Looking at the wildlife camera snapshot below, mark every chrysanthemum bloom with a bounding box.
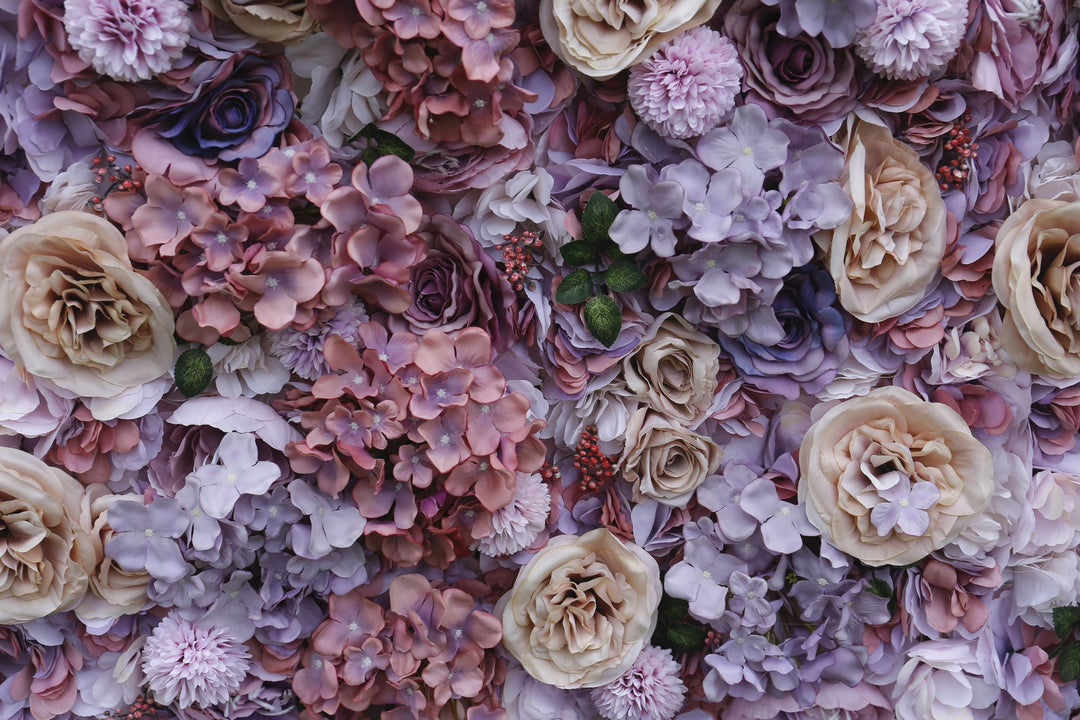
[854,0,966,80]
[142,613,252,709]
[628,27,742,140]
[63,0,190,83]
[590,645,687,720]
[476,472,550,556]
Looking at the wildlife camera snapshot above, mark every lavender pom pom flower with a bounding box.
[628,27,743,140]
[854,0,967,81]
[142,612,252,709]
[63,0,190,83]
[590,645,687,720]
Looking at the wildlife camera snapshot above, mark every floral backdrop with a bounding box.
[0,0,1079,719]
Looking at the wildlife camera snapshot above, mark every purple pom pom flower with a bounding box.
[63,0,190,83]
[628,27,743,140]
[142,612,251,709]
[590,645,687,720]
[854,0,967,80]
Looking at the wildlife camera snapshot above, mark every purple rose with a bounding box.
[724,0,859,123]
[394,215,516,349]
[152,54,295,162]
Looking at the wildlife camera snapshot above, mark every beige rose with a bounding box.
[539,0,722,79]
[819,120,947,323]
[992,198,1080,379]
[202,0,315,43]
[0,211,176,414]
[500,528,661,688]
[0,447,97,623]
[623,312,719,425]
[75,488,150,623]
[798,387,993,567]
[620,409,722,508]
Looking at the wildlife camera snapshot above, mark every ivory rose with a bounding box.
[819,120,946,323]
[992,198,1080,379]
[798,387,994,567]
[620,409,722,508]
[623,312,719,425]
[0,211,176,419]
[201,0,315,43]
[0,447,97,624]
[538,0,722,79]
[500,529,661,688]
[75,488,150,624]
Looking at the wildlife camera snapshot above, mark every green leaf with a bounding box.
[555,268,593,304]
[658,595,690,624]
[584,295,621,348]
[581,192,618,245]
[174,348,214,398]
[1054,606,1080,639]
[868,578,893,598]
[665,622,707,654]
[604,260,648,292]
[560,240,597,267]
[1060,642,1080,682]
[349,123,416,163]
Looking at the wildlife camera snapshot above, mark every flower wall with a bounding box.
[0,0,1079,720]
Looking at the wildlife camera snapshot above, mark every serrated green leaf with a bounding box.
[175,348,214,398]
[584,295,621,348]
[350,123,416,163]
[1054,606,1080,639]
[1060,642,1080,682]
[665,622,707,653]
[581,192,618,245]
[560,240,597,267]
[555,268,593,304]
[604,260,648,292]
[658,595,690,623]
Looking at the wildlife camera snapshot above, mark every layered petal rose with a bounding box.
[499,529,661,688]
[0,211,176,419]
[819,120,946,324]
[797,387,994,567]
[0,447,97,624]
[201,0,316,43]
[538,0,721,79]
[992,198,1080,379]
[620,409,722,508]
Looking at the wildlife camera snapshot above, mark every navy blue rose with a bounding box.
[719,266,849,400]
[156,55,294,162]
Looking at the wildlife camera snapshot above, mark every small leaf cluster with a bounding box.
[652,595,707,654]
[349,123,416,165]
[1054,605,1080,682]
[555,192,647,348]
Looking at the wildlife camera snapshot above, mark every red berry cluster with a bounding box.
[497,230,542,294]
[935,113,978,191]
[89,152,143,214]
[574,425,617,493]
[540,461,562,484]
[99,697,160,720]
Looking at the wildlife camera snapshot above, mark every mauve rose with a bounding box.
[152,54,295,162]
[619,409,723,508]
[724,0,859,123]
[499,529,661,688]
[399,215,516,349]
[798,386,994,567]
[992,198,1080,379]
[201,0,316,43]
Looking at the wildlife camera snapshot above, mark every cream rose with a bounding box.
[500,529,661,688]
[539,0,722,79]
[0,447,97,623]
[992,198,1080,379]
[798,387,993,567]
[620,409,722,508]
[75,488,150,624]
[819,120,946,323]
[623,312,719,425]
[0,211,176,417]
[201,0,315,43]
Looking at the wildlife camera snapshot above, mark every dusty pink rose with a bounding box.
[620,409,722,508]
[798,386,994,567]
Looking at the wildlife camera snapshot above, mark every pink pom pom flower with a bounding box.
[590,645,687,720]
[142,613,251,709]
